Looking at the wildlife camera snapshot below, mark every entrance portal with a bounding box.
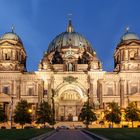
[56,89,86,121]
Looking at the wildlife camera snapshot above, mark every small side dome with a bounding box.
[0,32,22,43]
[121,32,139,41]
[0,26,23,43]
[121,28,139,41]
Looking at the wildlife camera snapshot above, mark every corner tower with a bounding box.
[114,28,140,72]
[0,28,27,72]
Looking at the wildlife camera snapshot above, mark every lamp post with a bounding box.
[10,96,13,129]
[28,108,32,126]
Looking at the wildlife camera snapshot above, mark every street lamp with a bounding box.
[28,108,33,124]
[28,109,32,113]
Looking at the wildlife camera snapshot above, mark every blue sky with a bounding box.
[0,0,140,71]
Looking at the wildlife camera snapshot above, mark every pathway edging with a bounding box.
[82,129,109,140]
[30,130,56,140]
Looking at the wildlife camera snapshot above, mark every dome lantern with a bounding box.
[66,20,74,33]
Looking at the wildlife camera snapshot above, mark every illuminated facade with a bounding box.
[0,21,140,121]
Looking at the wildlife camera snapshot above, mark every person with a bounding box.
[56,126,59,132]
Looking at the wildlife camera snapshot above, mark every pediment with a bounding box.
[0,41,15,46]
[129,42,140,46]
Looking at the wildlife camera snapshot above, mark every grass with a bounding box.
[0,128,53,140]
[88,128,140,140]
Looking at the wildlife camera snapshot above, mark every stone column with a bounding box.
[120,80,125,108]
[0,50,2,60]
[16,81,21,99]
[55,103,59,121]
[114,81,116,95]
[64,105,66,119]
[97,79,103,109]
[128,49,130,60]
[124,49,128,61]
[38,81,43,103]
[35,82,38,96]
[114,81,119,96]
[138,80,140,93]
[75,105,78,116]
[47,79,52,105]
[11,80,14,96]
[89,78,94,104]
[138,48,140,57]
[11,81,14,96]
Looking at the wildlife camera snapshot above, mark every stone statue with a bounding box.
[68,63,73,71]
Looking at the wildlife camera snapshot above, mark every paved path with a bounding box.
[45,129,94,140]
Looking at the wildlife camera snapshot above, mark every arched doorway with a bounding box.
[54,84,87,121]
[58,90,82,121]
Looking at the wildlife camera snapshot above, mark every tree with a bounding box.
[14,100,32,129]
[36,101,55,127]
[0,104,7,123]
[125,102,140,128]
[79,102,97,128]
[104,102,121,128]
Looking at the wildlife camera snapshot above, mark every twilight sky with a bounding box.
[0,0,140,72]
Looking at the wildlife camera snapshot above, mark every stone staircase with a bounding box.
[55,121,84,128]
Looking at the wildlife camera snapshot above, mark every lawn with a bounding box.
[89,128,140,140]
[0,128,53,140]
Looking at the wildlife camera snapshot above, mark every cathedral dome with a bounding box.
[47,20,93,53]
[39,20,102,71]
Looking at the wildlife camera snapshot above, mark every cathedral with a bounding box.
[0,20,140,122]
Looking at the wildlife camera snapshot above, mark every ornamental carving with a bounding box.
[63,76,78,83]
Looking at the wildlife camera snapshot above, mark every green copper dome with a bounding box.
[121,32,139,41]
[47,20,93,53]
[0,32,22,43]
